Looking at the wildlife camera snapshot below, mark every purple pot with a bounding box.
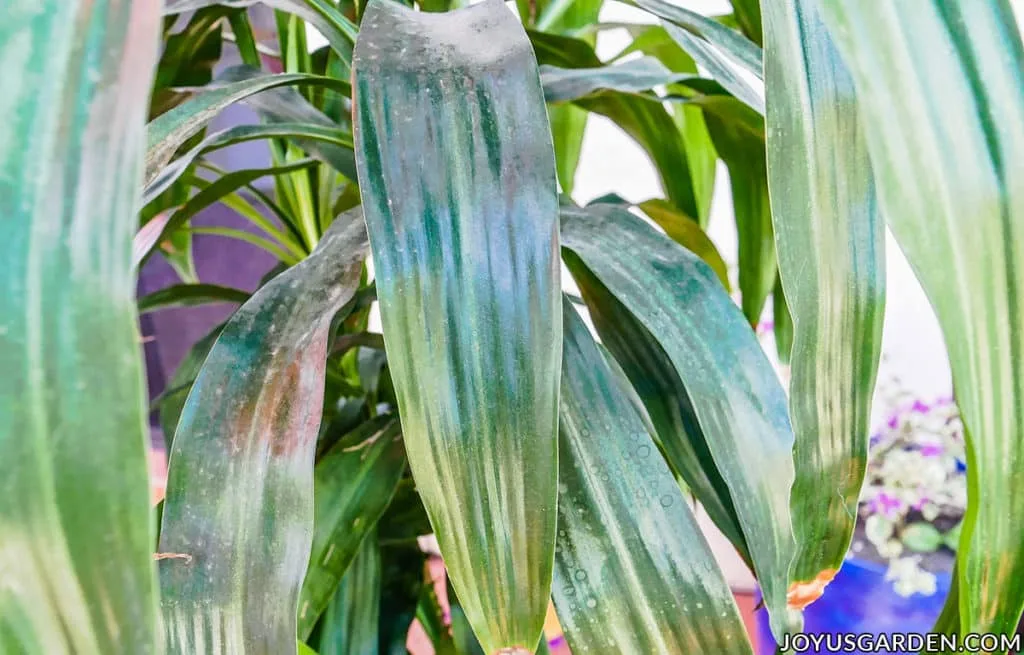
[756,558,951,654]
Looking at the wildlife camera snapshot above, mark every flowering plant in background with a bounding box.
[853,379,967,597]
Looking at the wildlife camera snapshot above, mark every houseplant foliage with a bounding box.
[2,1,1023,655]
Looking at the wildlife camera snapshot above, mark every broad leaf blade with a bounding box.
[353,2,561,652]
[158,214,369,653]
[554,299,753,654]
[763,0,885,605]
[316,531,382,655]
[821,0,1024,637]
[564,258,749,565]
[561,203,800,639]
[0,2,161,652]
[298,416,406,638]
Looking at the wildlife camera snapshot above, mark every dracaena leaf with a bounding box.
[540,58,698,103]
[353,2,561,651]
[0,1,162,652]
[560,202,801,639]
[763,0,885,606]
[316,531,382,655]
[553,299,753,654]
[821,0,1024,637]
[144,71,349,185]
[632,0,765,113]
[137,283,250,313]
[157,213,369,653]
[298,416,406,638]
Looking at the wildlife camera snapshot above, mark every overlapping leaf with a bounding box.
[560,202,800,639]
[821,0,1024,638]
[763,0,885,606]
[298,416,406,638]
[316,532,382,655]
[0,1,161,652]
[353,2,561,652]
[553,299,753,653]
[157,213,369,654]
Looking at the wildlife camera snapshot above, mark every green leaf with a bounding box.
[142,158,317,265]
[354,2,561,653]
[901,523,943,554]
[548,104,588,194]
[137,283,250,313]
[762,0,885,599]
[632,0,764,113]
[560,203,800,639]
[729,0,763,46]
[298,416,406,638]
[540,58,697,103]
[163,0,357,68]
[772,276,793,364]
[0,2,160,652]
[158,323,225,449]
[145,71,350,185]
[564,252,749,566]
[298,641,320,655]
[637,198,730,290]
[553,299,753,653]
[821,0,1024,636]
[144,122,354,207]
[702,101,775,325]
[157,213,369,653]
[317,531,382,655]
[151,6,231,117]
[530,31,699,218]
[377,543,426,655]
[618,26,718,223]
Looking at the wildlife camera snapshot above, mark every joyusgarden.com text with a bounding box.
[779,632,1021,653]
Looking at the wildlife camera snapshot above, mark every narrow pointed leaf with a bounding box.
[317,531,382,655]
[0,2,161,652]
[729,0,763,45]
[138,283,250,313]
[763,0,885,606]
[702,103,775,325]
[144,122,353,207]
[632,0,765,113]
[821,0,1024,637]
[157,213,369,654]
[553,300,753,654]
[540,58,697,103]
[560,203,800,639]
[145,71,349,185]
[353,2,561,652]
[298,416,406,638]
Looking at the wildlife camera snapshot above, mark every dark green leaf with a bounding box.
[354,2,561,652]
[561,203,800,638]
[158,213,369,653]
[763,0,885,601]
[0,2,161,652]
[298,416,406,638]
[158,324,225,449]
[638,198,730,290]
[730,0,763,45]
[772,276,793,364]
[553,299,753,653]
[138,283,250,313]
[822,0,1024,636]
[317,531,382,655]
[377,543,426,655]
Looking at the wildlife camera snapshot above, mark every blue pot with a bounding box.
[756,558,951,655]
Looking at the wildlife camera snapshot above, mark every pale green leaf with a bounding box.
[821,0,1024,636]
[0,2,161,652]
[353,2,561,652]
[763,0,885,599]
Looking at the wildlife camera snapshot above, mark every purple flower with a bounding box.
[918,443,944,457]
[868,492,904,518]
[887,414,900,429]
[911,400,931,414]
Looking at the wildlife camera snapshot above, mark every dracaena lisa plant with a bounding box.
[1,0,1022,654]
